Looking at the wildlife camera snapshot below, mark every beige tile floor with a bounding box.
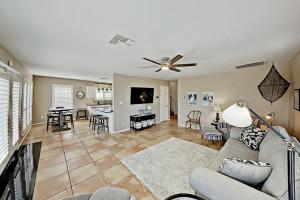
[23,120,224,200]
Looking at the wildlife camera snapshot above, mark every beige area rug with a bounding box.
[121,137,218,200]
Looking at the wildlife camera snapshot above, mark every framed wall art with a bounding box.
[187,92,197,105]
[202,92,214,106]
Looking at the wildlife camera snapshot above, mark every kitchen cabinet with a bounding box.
[86,86,96,99]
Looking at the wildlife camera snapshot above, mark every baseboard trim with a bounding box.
[113,128,130,134]
[178,123,199,130]
[32,122,47,126]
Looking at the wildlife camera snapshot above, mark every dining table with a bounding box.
[48,107,74,132]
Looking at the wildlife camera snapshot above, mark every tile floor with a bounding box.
[23,120,224,200]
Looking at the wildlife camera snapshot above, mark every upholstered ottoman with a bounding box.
[201,127,223,141]
[62,187,135,200]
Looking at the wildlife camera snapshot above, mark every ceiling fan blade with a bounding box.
[170,68,181,72]
[235,61,267,69]
[170,54,183,65]
[172,63,197,67]
[155,68,162,72]
[137,66,157,68]
[142,58,161,65]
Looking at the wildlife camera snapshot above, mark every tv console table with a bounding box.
[130,113,156,131]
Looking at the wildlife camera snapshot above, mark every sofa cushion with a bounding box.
[208,139,259,171]
[259,129,300,200]
[229,127,243,140]
[218,139,259,161]
[218,157,272,187]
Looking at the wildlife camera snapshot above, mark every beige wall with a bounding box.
[113,73,169,132]
[32,75,106,124]
[0,44,32,82]
[290,51,300,139]
[178,62,292,131]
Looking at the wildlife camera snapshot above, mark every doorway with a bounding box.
[169,81,178,120]
[160,85,170,122]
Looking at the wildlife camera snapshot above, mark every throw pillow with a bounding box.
[240,127,268,150]
[218,157,272,187]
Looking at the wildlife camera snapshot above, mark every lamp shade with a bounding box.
[214,105,222,112]
[222,103,252,127]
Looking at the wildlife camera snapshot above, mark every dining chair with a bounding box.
[185,110,202,131]
[63,111,74,130]
[47,112,60,131]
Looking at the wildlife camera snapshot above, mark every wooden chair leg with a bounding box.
[71,116,74,129]
[47,117,50,131]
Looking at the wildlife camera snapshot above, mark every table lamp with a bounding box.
[213,105,222,122]
[222,100,300,200]
[266,112,275,126]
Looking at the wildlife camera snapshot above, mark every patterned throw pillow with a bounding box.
[240,127,268,150]
[218,157,272,187]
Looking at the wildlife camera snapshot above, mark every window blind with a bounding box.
[0,78,9,164]
[23,82,27,130]
[12,81,20,145]
[23,82,32,132]
[29,84,32,123]
[52,84,73,108]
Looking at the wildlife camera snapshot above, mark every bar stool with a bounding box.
[47,112,60,131]
[63,111,74,130]
[95,116,109,135]
[89,114,102,131]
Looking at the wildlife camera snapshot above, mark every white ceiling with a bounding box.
[0,0,300,81]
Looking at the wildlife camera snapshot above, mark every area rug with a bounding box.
[121,137,218,200]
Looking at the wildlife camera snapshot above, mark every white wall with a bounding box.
[178,62,292,131]
[113,73,169,132]
[290,50,300,139]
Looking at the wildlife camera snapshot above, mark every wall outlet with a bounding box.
[41,115,44,119]
[122,121,125,126]
[119,101,123,105]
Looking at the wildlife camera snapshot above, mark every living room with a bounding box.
[0,1,300,200]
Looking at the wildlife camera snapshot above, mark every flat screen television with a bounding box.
[130,87,154,104]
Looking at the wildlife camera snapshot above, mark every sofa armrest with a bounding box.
[189,166,276,200]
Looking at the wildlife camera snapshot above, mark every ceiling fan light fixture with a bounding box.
[162,66,169,70]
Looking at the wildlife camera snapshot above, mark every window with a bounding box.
[95,89,112,101]
[52,84,73,108]
[95,89,104,100]
[0,64,28,173]
[105,90,112,100]
[0,78,9,164]
[23,82,32,131]
[12,81,20,145]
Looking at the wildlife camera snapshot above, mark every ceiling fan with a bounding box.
[138,54,197,72]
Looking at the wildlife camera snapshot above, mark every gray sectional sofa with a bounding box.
[190,126,300,200]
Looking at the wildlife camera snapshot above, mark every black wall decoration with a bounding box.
[258,64,290,104]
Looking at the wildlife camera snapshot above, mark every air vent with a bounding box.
[109,34,135,47]
[235,61,267,69]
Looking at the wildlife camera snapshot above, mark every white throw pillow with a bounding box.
[218,157,272,187]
